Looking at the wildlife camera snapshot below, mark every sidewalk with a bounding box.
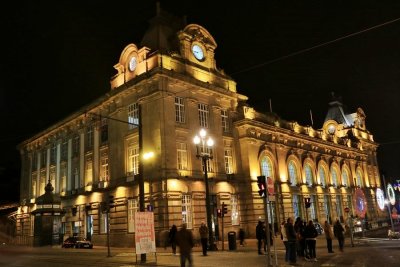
[110,236,344,267]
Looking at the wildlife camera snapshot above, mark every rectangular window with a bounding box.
[100,118,108,143]
[128,144,139,175]
[86,125,94,150]
[128,103,139,129]
[231,195,239,226]
[182,195,193,229]
[127,199,139,233]
[201,155,214,173]
[99,211,107,234]
[224,148,233,174]
[198,103,209,128]
[100,153,109,182]
[221,109,229,132]
[175,97,185,123]
[177,142,188,170]
[85,160,93,186]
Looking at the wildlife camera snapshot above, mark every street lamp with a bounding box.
[193,129,216,251]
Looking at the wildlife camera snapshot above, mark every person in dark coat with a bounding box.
[199,222,209,256]
[323,221,334,253]
[256,221,265,255]
[169,224,177,254]
[239,228,245,246]
[176,223,194,267]
[303,220,318,261]
[285,217,297,265]
[333,219,345,252]
[294,217,305,257]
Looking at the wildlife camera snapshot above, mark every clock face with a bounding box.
[192,44,204,61]
[327,124,336,134]
[129,56,137,71]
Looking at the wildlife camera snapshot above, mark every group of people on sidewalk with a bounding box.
[164,217,347,267]
[280,217,347,266]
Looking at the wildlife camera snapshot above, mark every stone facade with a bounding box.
[15,10,385,247]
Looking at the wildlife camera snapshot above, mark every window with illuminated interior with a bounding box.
[261,156,274,178]
[177,142,188,170]
[128,143,139,175]
[341,167,349,186]
[182,195,193,229]
[128,103,139,129]
[175,97,185,123]
[231,195,239,225]
[331,167,338,186]
[288,160,298,186]
[319,165,327,187]
[198,103,209,128]
[304,164,313,186]
[127,198,139,233]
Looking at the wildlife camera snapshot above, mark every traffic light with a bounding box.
[217,208,222,217]
[108,195,115,208]
[304,197,311,208]
[257,176,266,198]
[222,202,228,215]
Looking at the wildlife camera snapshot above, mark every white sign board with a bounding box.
[134,212,156,254]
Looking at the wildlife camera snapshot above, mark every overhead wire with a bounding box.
[231,16,400,76]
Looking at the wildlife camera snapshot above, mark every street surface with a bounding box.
[1,229,400,267]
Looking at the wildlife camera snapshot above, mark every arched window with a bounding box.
[288,160,298,186]
[319,165,327,187]
[260,156,274,178]
[331,167,338,186]
[304,164,313,186]
[356,168,363,187]
[341,167,349,186]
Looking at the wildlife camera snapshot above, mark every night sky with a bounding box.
[1,0,400,202]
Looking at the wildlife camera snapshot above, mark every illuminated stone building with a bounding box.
[15,9,386,246]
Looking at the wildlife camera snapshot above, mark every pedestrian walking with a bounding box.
[294,217,305,258]
[239,228,245,246]
[176,223,194,267]
[280,221,289,262]
[285,217,297,265]
[169,224,177,254]
[304,220,318,262]
[323,221,334,253]
[333,219,345,252]
[199,222,209,256]
[256,221,265,255]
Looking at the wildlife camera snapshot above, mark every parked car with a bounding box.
[314,222,324,235]
[62,236,93,249]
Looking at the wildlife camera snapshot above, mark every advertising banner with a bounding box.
[134,212,156,254]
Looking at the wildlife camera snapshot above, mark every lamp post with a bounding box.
[138,105,146,263]
[193,129,215,251]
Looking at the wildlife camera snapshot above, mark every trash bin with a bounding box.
[228,231,237,250]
